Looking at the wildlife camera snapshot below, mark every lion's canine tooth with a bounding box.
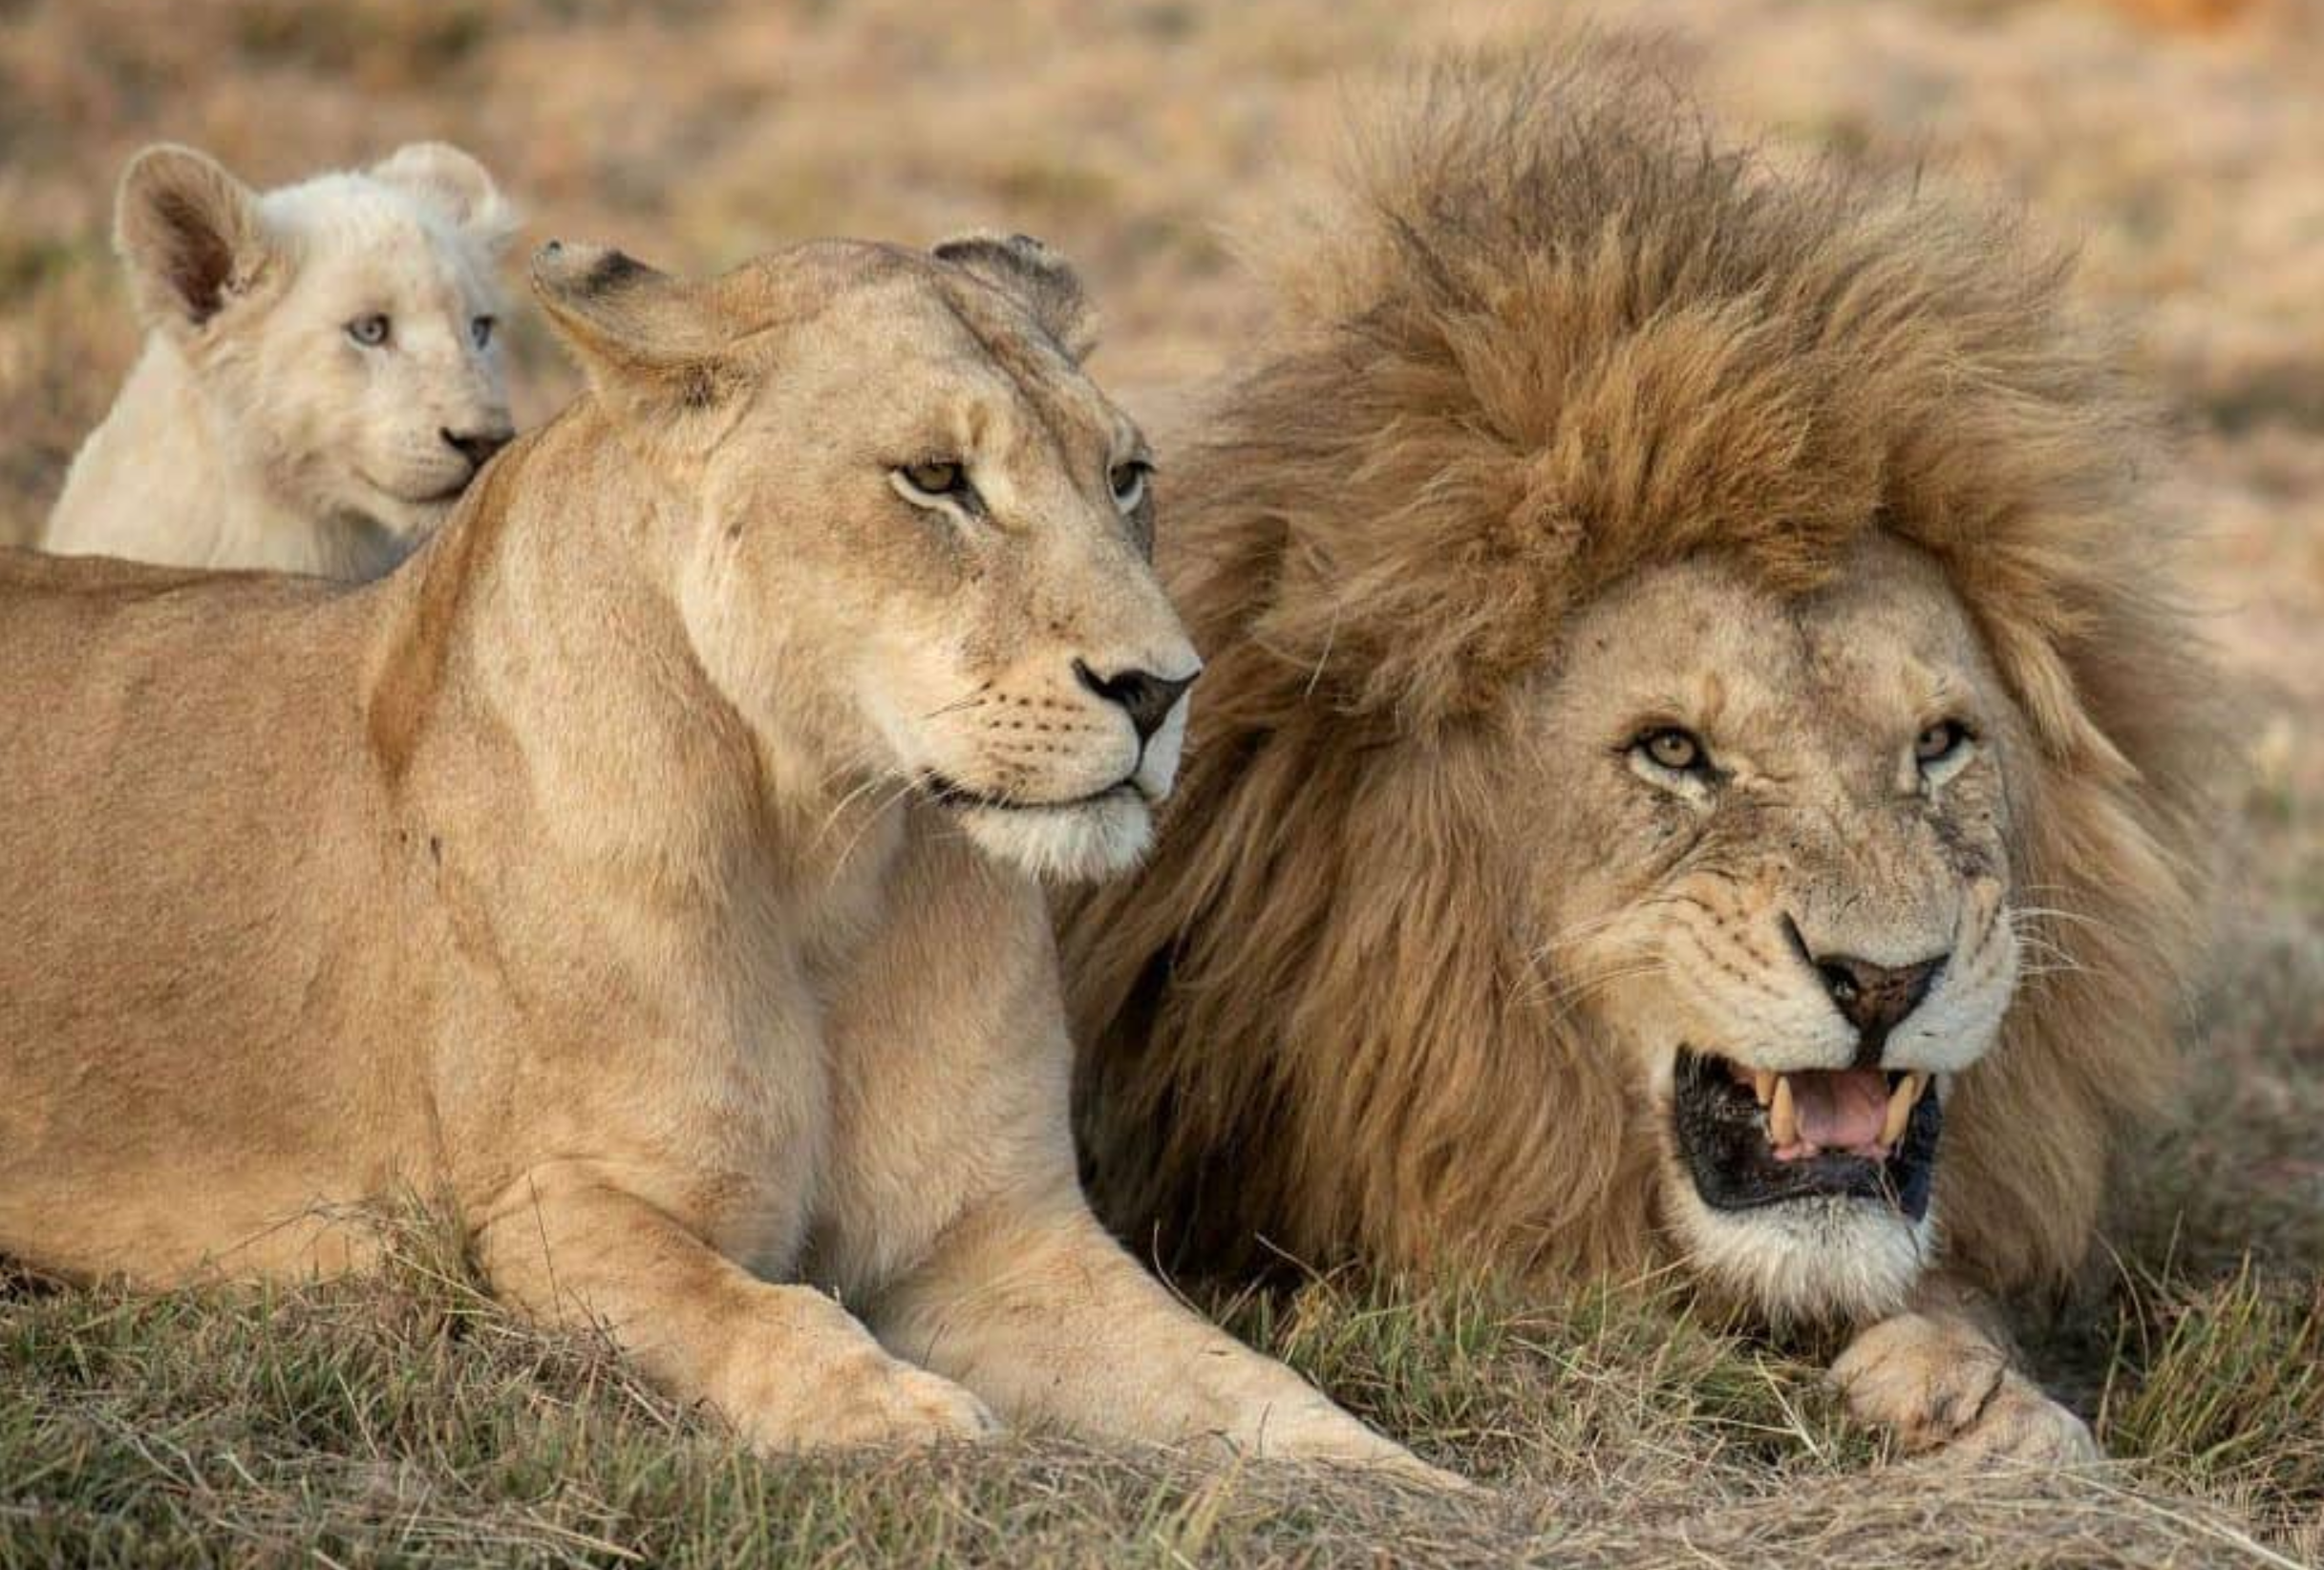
[1769,1074,1797,1149]
[1752,1069,1776,1107]
[1880,1071,1926,1150]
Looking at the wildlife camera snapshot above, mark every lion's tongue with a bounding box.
[1789,1069,1889,1150]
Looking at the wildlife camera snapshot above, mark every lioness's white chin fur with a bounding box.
[955,795,1154,883]
[1667,1180,1936,1328]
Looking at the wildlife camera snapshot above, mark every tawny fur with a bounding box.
[0,233,1441,1482]
[1064,48,2213,1456]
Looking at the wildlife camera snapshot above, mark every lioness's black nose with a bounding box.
[1813,949,1946,1061]
[442,426,513,471]
[1075,659,1197,743]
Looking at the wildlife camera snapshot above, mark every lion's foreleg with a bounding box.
[475,1164,996,1453]
[1829,1274,2097,1464]
[863,1178,1464,1487]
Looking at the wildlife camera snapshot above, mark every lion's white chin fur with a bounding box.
[1665,1174,1937,1329]
[953,793,1155,884]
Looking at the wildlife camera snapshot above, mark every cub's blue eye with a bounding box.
[1110,458,1151,511]
[346,314,392,348]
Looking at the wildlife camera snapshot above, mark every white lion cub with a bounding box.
[42,142,517,580]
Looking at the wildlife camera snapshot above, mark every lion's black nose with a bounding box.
[1075,659,1197,744]
[1812,949,1947,1063]
[442,426,514,472]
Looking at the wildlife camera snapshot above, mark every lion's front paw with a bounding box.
[735,1348,1000,1454]
[1831,1312,2097,1466]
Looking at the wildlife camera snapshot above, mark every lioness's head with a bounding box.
[532,233,1196,881]
[1067,50,2213,1333]
[117,141,516,556]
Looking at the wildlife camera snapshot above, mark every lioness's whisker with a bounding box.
[810,769,903,849]
[917,691,991,723]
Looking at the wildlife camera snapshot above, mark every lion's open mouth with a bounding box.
[1672,1050,1941,1219]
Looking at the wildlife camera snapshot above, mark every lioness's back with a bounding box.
[0,544,385,871]
[0,547,416,1276]
[0,548,358,762]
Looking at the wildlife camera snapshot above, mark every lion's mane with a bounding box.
[1065,45,2214,1300]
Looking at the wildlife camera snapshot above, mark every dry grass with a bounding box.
[4,1215,2314,1567]
[2,0,2320,1562]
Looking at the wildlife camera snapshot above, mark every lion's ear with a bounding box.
[372,141,517,252]
[531,240,738,421]
[933,230,1098,362]
[115,144,280,333]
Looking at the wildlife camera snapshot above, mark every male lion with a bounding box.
[0,230,1440,1479]
[1066,54,2213,1462]
[41,141,515,579]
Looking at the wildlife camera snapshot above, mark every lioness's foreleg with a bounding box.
[1830,1277,2096,1463]
[864,1177,1463,1487]
[477,1166,996,1453]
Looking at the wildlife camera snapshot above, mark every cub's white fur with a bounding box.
[42,142,516,580]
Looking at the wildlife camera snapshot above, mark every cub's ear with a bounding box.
[932,230,1098,362]
[115,144,279,332]
[531,240,737,420]
[371,141,517,251]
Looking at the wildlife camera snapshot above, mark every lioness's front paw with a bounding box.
[1831,1312,2097,1466]
[1218,1395,1475,1492]
[736,1349,1000,1454]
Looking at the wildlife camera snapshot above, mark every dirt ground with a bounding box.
[1,0,2319,1563]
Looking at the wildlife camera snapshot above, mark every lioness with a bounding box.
[1066,53,2214,1464]
[0,231,1439,1477]
[41,141,515,579]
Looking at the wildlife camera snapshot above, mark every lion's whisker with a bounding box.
[1514,959,1668,1020]
[1525,909,1639,963]
[2009,904,2127,942]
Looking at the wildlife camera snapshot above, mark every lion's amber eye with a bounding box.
[901,460,965,496]
[1914,719,1971,766]
[1637,727,1707,773]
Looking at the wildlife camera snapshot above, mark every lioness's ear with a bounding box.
[372,141,517,251]
[932,230,1098,362]
[531,240,736,418]
[115,144,278,332]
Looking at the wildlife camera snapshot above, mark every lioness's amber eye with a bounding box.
[1914,720,1970,765]
[346,313,392,349]
[1637,727,1706,773]
[902,460,965,496]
